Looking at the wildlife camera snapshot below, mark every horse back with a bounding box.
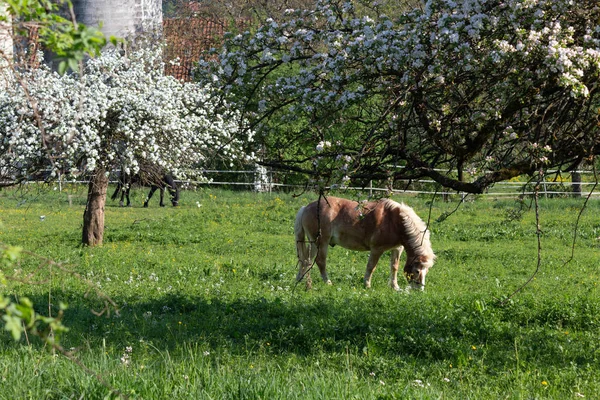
[301,197,402,252]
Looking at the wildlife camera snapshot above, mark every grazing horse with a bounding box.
[295,196,435,290]
[111,170,179,207]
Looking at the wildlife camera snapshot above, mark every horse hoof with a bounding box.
[143,204,149,208]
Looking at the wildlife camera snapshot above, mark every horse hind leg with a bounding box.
[295,206,315,289]
[159,187,166,207]
[111,183,127,207]
[295,236,316,288]
[314,241,332,285]
[125,188,131,207]
[119,186,130,207]
[296,241,316,290]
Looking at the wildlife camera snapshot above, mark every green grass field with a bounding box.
[0,185,599,399]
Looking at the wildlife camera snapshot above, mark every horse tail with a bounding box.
[294,206,310,267]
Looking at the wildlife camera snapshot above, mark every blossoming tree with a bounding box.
[0,47,252,245]
[198,0,600,193]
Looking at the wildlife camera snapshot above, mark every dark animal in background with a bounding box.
[111,169,179,207]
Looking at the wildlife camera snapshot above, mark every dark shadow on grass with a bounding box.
[11,290,599,373]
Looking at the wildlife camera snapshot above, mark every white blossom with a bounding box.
[0,47,253,181]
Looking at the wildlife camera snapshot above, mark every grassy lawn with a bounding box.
[0,185,599,399]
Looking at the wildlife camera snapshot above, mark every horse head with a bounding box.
[403,254,436,290]
[170,190,179,206]
[165,174,179,206]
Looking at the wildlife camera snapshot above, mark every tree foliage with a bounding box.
[164,0,321,20]
[1,0,110,74]
[0,46,253,245]
[199,0,600,193]
[163,0,422,22]
[1,47,250,179]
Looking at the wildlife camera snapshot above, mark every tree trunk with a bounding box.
[572,169,582,198]
[82,169,108,246]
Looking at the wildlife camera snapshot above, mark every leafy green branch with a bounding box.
[2,0,115,74]
[0,244,69,342]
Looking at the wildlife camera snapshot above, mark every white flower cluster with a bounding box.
[0,47,253,180]
[529,142,553,165]
[204,0,598,112]
[196,0,599,189]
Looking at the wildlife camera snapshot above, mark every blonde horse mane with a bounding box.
[383,199,436,267]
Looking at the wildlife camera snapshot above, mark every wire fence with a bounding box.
[145,169,600,199]
[5,168,600,199]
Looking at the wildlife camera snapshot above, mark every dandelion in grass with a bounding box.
[541,381,548,386]
[576,393,585,398]
[203,351,210,356]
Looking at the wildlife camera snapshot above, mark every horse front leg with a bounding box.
[389,246,404,291]
[364,250,383,289]
[144,186,158,208]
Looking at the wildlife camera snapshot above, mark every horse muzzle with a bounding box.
[406,270,426,291]
[409,279,425,291]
